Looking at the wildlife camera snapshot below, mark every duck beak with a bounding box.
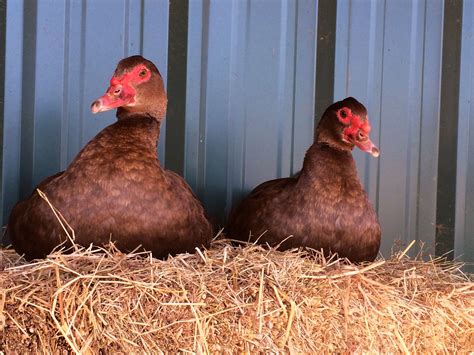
[355,138,380,158]
[91,85,135,114]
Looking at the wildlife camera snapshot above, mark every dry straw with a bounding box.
[1,189,473,352]
[0,238,473,353]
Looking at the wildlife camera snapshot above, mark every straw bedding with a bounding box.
[0,240,473,353]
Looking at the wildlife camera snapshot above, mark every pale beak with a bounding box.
[91,85,135,114]
[355,138,380,158]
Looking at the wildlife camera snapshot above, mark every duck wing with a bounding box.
[226,176,296,242]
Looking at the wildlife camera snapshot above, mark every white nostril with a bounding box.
[371,147,380,158]
[91,100,102,114]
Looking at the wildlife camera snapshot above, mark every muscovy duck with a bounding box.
[8,55,212,260]
[226,97,381,262]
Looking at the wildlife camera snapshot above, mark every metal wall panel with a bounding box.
[334,0,443,257]
[185,0,318,224]
[2,0,169,224]
[1,0,473,265]
[455,0,474,271]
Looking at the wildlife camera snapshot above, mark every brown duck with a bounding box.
[226,97,381,262]
[8,55,212,260]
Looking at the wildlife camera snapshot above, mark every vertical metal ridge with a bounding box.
[275,1,289,178]
[61,0,71,168]
[165,0,189,175]
[292,0,317,175]
[2,1,25,227]
[225,0,239,216]
[78,0,86,150]
[454,0,474,270]
[415,1,429,246]
[414,0,443,253]
[314,0,337,131]
[436,0,463,259]
[0,0,6,221]
[289,0,299,175]
[197,0,210,197]
[344,0,352,96]
[375,0,387,215]
[226,0,247,214]
[404,1,422,241]
[19,0,38,198]
[123,0,130,57]
[333,0,349,99]
[139,0,144,54]
[240,0,252,194]
[364,0,377,191]
[65,0,78,164]
[184,0,203,190]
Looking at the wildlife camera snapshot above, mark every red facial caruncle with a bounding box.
[336,107,380,157]
[91,64,151,114]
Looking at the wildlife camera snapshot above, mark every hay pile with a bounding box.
[0,241,473,353]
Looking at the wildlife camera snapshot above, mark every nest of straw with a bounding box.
[0,240,473,353]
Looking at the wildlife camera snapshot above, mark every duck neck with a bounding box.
[117,107,165,121]
[110,113,162,157]
[299,143,358,184]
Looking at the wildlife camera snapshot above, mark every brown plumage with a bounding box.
[8,55,212,260]
[226,97,381,263]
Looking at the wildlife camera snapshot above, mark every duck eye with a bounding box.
[340,109,347,118]
[114,87,121,94]
[139,69,147,77]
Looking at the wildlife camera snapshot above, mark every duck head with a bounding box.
[91,55,167,120]
[315,97,379,157]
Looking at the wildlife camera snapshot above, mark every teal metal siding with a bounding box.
[456,0,474,271]
[1,0,473,267]
[184,0,318,223]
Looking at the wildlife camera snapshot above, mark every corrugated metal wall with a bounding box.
[184,0,318,224]
[1,0,472,267]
